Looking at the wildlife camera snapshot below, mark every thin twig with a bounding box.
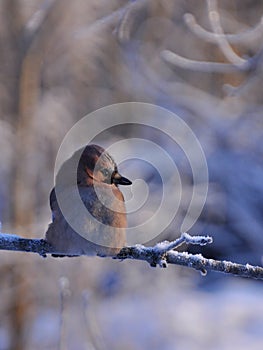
[184,13,263,44]
[116,0,149,43]
[207,0,246,66]
[161,50,245,73]
[74,0,145,40]
[153,232,212,255]
[163,1,263,75]
[23,0,57,51]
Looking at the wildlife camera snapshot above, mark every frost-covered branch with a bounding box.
[116,0,149,43]
[0,232,262,280]
[161,50,244,73]
[118,244,263,280]
[74,0,148,42]
[116,234,263,280]
[206,0,247,66]
[162,0,263,75]
[23,0,58,51]
[183,13,263,44]
[0,233,53,257]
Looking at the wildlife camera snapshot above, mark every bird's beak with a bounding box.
[112,172,132,186]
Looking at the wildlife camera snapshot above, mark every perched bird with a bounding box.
[45,144,132,257]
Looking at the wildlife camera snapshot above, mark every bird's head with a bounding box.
[55,144,132,189]
[77,144,132,187]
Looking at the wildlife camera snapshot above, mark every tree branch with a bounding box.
[22,0,58,54]
[206,0,246,66]
[160,50,246,73]
[162,0,263,76]
[0,232,262,280]
[117,245,263,280]
[0,233,53,257]
[183,12,263,45]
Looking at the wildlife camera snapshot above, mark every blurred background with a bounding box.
[1,0,263,349]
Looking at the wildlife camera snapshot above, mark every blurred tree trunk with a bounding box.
[11,38,42,350]
[1,1,29,348]
[0,1,53,348]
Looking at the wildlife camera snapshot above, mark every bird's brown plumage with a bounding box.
[45,144,132,257]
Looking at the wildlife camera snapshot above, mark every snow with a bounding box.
[0,233,21,241]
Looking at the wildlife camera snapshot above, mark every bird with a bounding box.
[45,144,132,257]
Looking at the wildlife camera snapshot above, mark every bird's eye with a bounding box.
[101,169,110,177]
